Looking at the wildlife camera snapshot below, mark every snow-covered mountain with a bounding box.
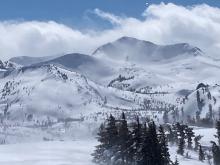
[93,36,202,63]
[0,62,149,123]
[0,64,101,121]
[1,36,220,143]
[9,55,61,66]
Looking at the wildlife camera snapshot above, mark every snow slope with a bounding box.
[9,55,61,66]
[0,64,103,121]
[0,140,97,165]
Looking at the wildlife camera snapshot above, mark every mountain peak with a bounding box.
[93,37,202,63]
[117,36,142,42]
[116,36,155,45]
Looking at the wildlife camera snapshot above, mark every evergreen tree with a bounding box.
[104,96,107,105]
[209,104,213,120]
[105,114,119,163]
[199,145,205,161]
[117,112,131,165]
[158,125,170,165]
[181,107,184,119]
[194,135,202,151]
[207,91,212,100]
[167,125,175,145]
[138,123,151,165]
[92,123,107,164]
[185,126,195,149]
[177,138,185,156]
[211,141,220,165]
[215,120,220,145]
[196,111,201,123]
[173,157,179,165]
[93,115,172,165]
[163,111,169,123]
[129,116,142,164]
[176,123,185,155]
[173,123,180,145]
[148,121,163,165]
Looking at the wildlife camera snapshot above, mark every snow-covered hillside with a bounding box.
[0,36,219,143]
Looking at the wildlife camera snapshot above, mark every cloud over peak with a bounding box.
[0,3,220,60]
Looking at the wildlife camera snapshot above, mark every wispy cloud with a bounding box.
[93,8,123,25]
[0,3,220,60]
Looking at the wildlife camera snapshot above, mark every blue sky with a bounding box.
[0,0,219,28]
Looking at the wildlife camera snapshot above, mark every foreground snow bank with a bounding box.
[0,140,97,165]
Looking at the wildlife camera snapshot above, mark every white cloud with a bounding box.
[0,3,220,60]
[93,8,123,25]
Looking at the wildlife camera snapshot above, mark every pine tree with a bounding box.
[177,138,185,156]
[104,96,107,105]
[199,145,205,161]
[167,125,175,145]
[129,116,143,164]
[209,104,213,120]
[185,126,195,149]
[196,111,201,123]
[138,122,151,165]
[176,123,185,155]
[92,123,107,164]
[117,112,131,165]
[158,125,170,165]
[172,124,179,144]
[105,114,119,163]
[215,120,220,145]
[93,115,172,165]
[163,111,169,123]
[173,157,179,165]
[148,121,163,165]
[211,141,220,165]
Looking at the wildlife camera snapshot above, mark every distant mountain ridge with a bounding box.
[92,36,202,63]
[9,36,203,66]
[9,55,62,66]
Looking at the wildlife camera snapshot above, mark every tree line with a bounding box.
[92,113,220,165]
[92,113,172,165]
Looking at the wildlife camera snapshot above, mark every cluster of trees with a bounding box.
[165,123,206,161]
[92,110,220,165]
[92,113,174,165]
[108,75,134,88]
[92,113,219,165]
[92,113,172,165]
[166,120,220,165]
[164,104,216,128]
[166,123,196,151]
[143,99,176,113]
